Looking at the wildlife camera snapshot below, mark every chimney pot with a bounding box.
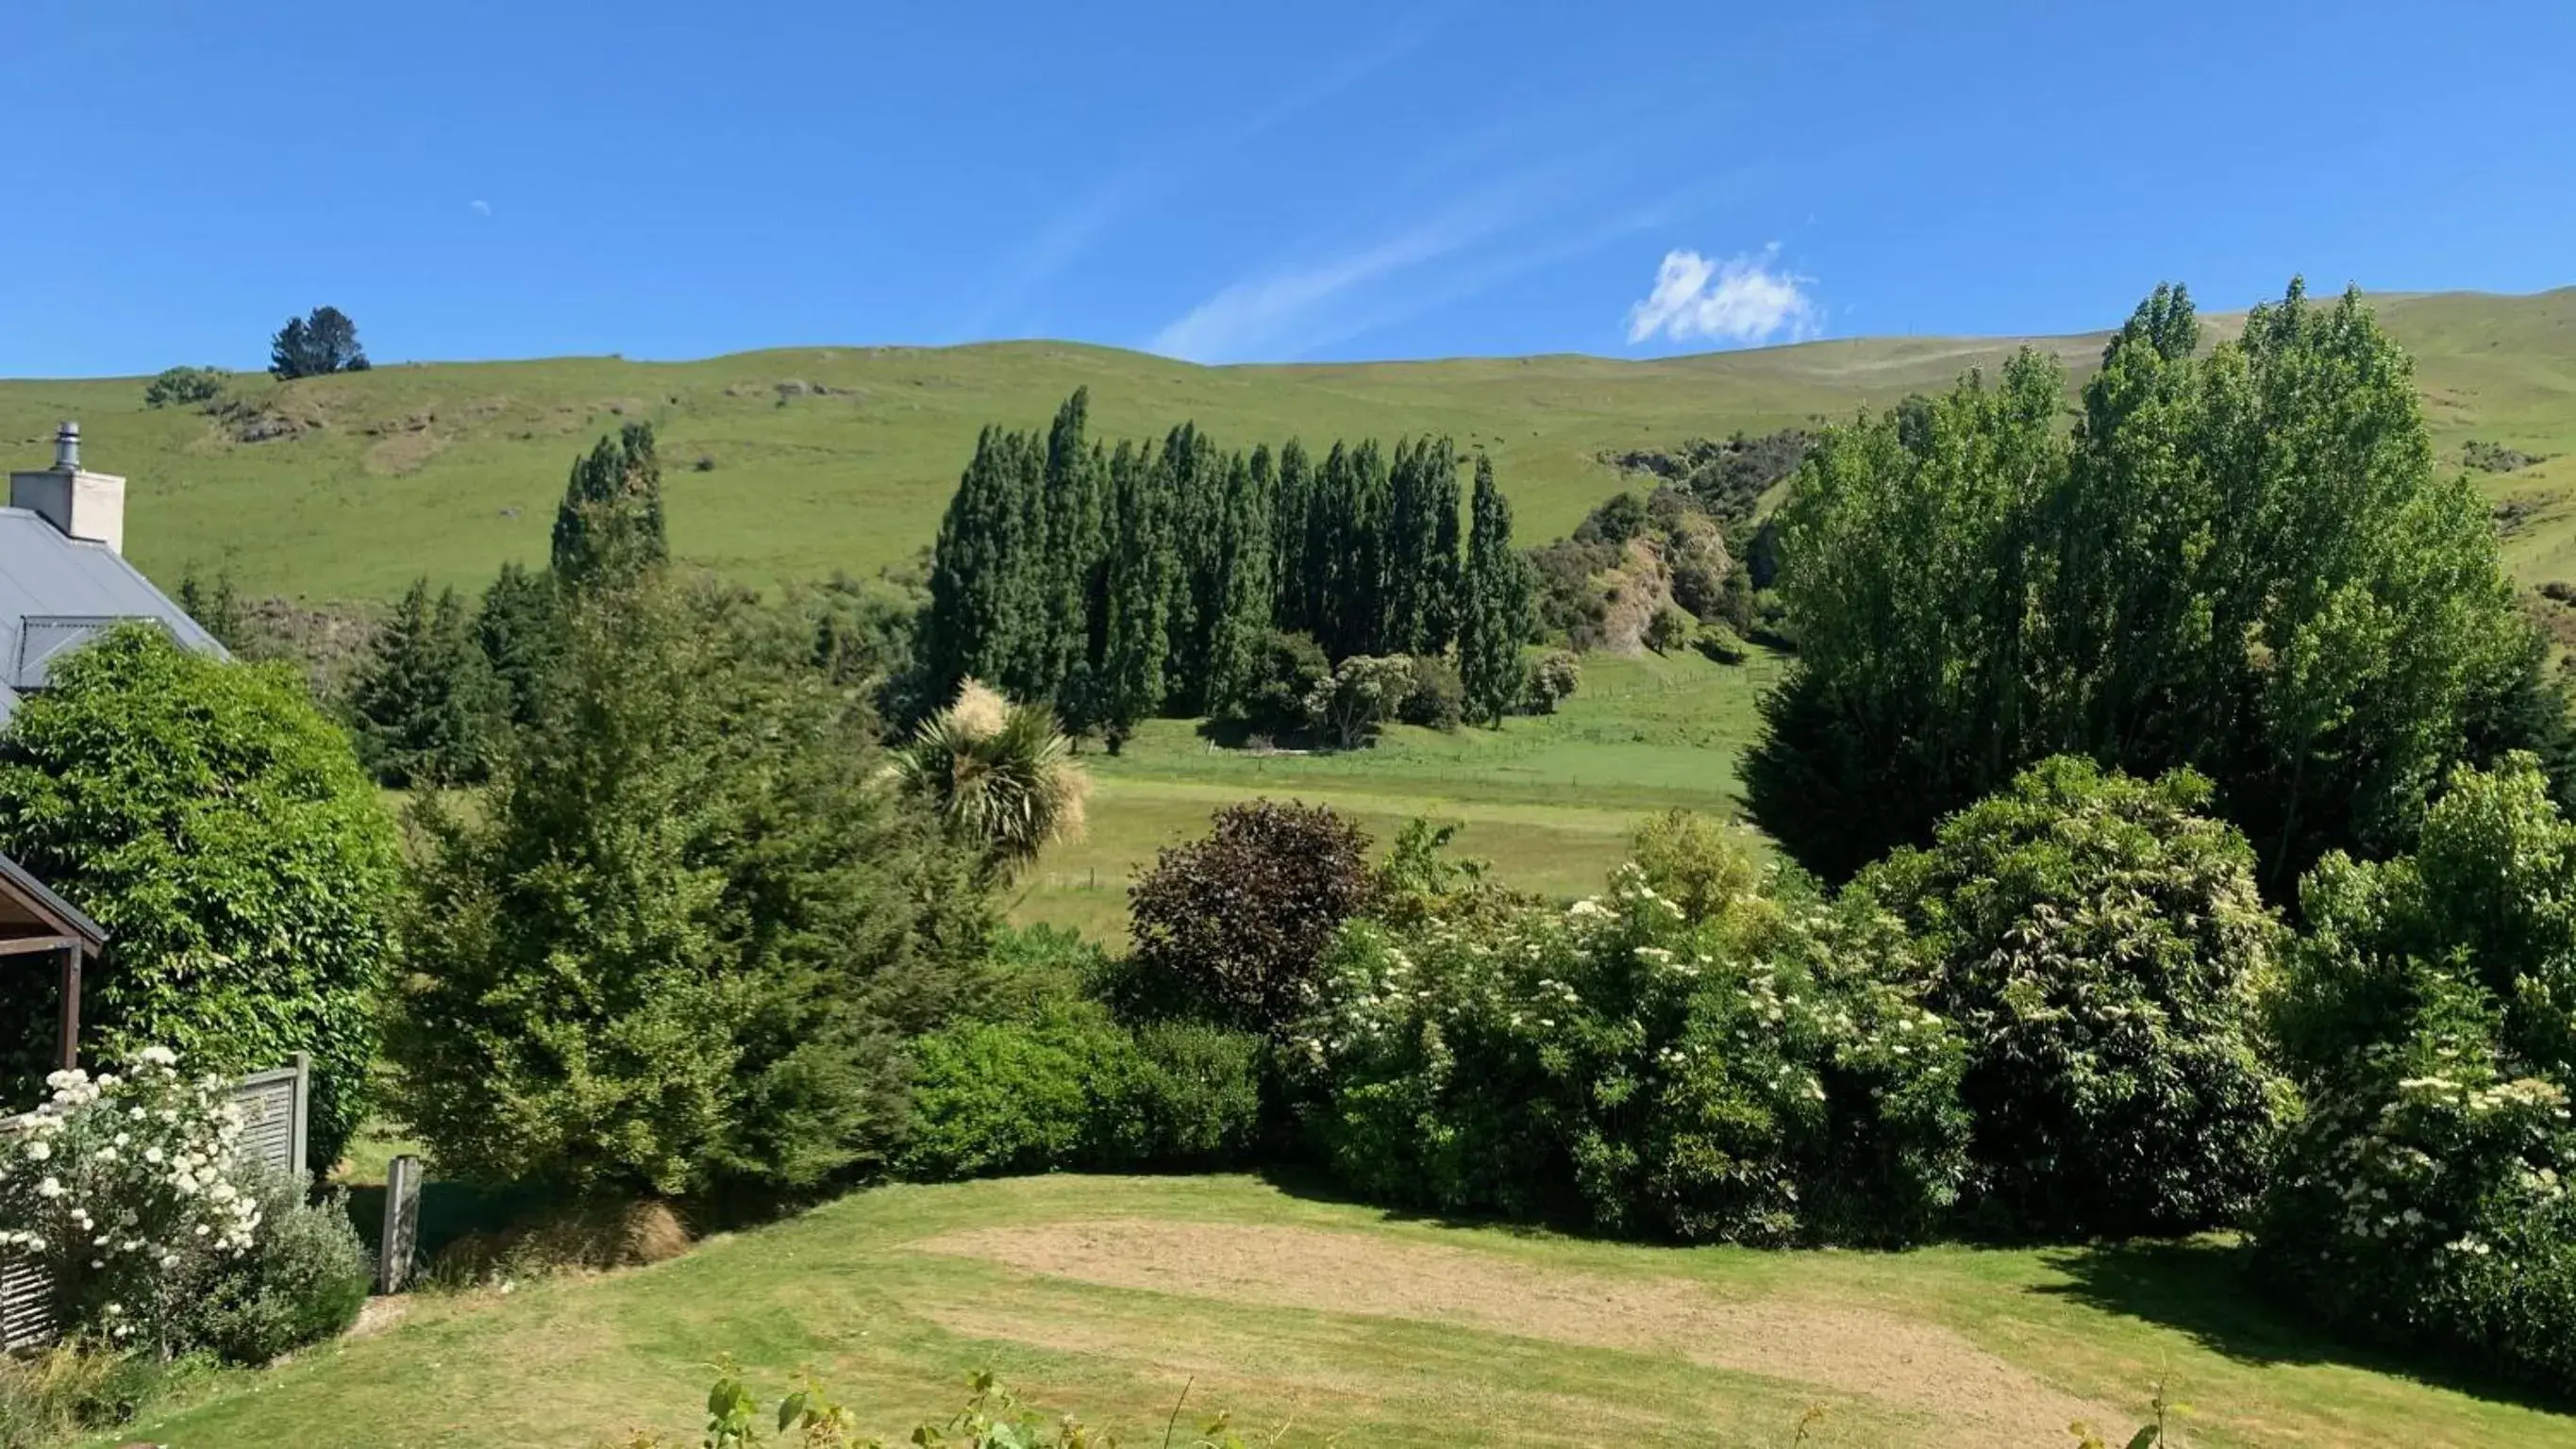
[53,422,78,472]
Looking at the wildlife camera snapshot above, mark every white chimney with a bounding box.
[11,422,125,555]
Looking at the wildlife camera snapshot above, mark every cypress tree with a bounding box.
[1459,455,1531,726]
[550,423,667,591]
[1204,447,1276,719]
[1096,441,1171,753]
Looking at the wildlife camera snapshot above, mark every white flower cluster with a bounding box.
[0,1044,266,1342]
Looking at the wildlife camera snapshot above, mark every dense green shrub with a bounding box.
[1522,649,1581,713]
[1299,855,1969,1245]
[178,1161,371,1365]
[0,625,399,1169]
[1854,758,2288,1238]
[142,364,226,408]
[1642,605,1694,654]
[2259,758,2576,1392]
[1123,800,1375,1034]
[1690,623,1750,665]
[1302,654,1413,749]
[390,577,991,1202]
[900,1005,1262,1179]
[1229,628,1331,737]
[1397,655,1464,730]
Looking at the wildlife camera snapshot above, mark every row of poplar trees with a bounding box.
[920,390,1531,743]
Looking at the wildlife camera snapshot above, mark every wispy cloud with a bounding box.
[954,8,1456,341]
[468,199,492,217]
[1148,209,1501,362]
[1625,244,1819,347]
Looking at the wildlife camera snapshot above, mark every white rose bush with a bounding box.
[0,1045,259,1352]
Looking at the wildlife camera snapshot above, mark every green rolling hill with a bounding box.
[5,286,2570,605]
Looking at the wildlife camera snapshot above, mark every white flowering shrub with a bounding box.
[0,1046,259,1350]
[2262,758,2576,1392]
[1296,861,1970,1245]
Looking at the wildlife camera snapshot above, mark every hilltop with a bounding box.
[5,286,2571,604]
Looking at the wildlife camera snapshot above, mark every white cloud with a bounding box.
[469,199,492,217]
[1624,244,1818,347]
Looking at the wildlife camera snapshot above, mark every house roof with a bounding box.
[0,507,226,726]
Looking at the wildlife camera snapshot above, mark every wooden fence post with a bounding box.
[377,1154,423,1294]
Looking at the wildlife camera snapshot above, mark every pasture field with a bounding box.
[108,1174,2575,1449]
[1013,647,1782,939]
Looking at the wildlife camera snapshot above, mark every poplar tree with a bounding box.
[551,423,668,592]
[1096,441,1170,752]
[1459,455,1530,725]
[1039,389,1106,717]
[923,426,1036,703]
[1204,447,1276,719]
[1271,439,1313,636]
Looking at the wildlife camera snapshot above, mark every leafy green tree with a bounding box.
[1854,757,2288,1238]
[1302,654,1414,750]
[551,423,668,592]
[267,307,369,379]
[348,576,499,788]
[1270,439,1314,635]
[1749,281,2529,891]
[0,625,399,1171]
[1095,441,1170,752]
[1037,391,1107,719]
[1458,456,1531,724]
[1383,438,1462,655]
[389,578,990,1200]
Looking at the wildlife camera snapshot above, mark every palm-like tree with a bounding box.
[889,680,1088,879]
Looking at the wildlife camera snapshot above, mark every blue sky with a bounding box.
[7,0,2572,375]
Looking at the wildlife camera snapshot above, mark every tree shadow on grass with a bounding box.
[2032,1239,2576,1418]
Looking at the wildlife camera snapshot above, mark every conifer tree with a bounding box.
[1096,441,1170,752]
[350,576,498,786]
[1459,455,1531,726]
[550,423,667,592]
[477,561,562,729]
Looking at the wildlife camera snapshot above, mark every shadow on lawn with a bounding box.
[2033,1239,2576,1418]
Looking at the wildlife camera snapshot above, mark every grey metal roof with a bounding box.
[0,507,226,726]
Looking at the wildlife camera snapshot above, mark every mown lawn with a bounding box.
[1015,648,1780,941]
[111,1174,2575,1449]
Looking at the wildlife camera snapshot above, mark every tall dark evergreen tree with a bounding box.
[1271,439,1314,635]
[922,426,1034,704]
[1096,441,1171,752]
[268,306,371,379]
[1382,437,1464,655]
[477,561,563,729]
[1459,455,1531,726]
[1157,424,1226,711]
[1204,448,1276,719]
[1038,390,1107,718]
[350,577,497,787]
[551,423,668,592]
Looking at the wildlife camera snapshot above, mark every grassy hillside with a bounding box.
[7,287,2570,604]
[109,1174,2576,1448]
